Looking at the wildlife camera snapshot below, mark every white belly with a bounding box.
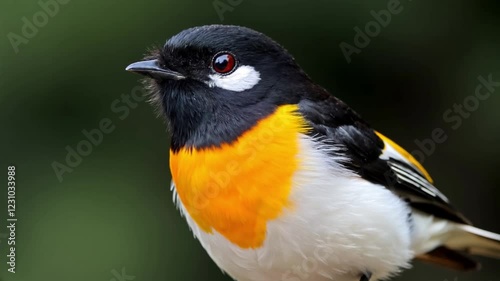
[173,136,415,281]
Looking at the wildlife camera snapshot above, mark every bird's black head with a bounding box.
[127,25,316,151]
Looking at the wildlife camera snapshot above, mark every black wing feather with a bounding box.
[298,95,470,224]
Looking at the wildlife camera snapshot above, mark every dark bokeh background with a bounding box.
[1,0,499,280]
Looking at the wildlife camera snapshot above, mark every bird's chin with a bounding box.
[137,77,166,114]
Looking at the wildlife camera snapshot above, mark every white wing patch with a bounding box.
[388,160,450,203]
[378,139,424,173]
[379,139,450,203]
[207,65,261,92]
[378,140,406,163]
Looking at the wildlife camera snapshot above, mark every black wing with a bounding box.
[298,94,470,224]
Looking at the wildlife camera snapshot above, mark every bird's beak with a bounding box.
[126,59,185,80]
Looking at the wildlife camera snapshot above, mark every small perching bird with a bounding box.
[126,25,500,281]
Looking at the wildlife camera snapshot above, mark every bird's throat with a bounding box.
[169,104,310,248]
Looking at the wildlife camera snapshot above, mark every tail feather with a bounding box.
[416,246,480,271]
[412,211,500,271]
[445,224,500,259]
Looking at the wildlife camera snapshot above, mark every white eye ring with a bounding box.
[207,65,261,92]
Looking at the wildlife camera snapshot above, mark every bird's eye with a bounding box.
[212,52,236,74]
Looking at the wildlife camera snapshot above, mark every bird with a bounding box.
[126,25,500,281]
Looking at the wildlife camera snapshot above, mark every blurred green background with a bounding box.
[0,0,499,280]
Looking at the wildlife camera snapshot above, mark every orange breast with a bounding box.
[169,105,309,248]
